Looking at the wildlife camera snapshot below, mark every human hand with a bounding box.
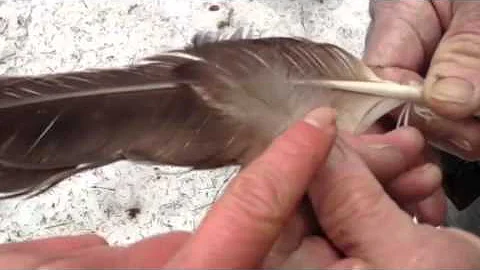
[364,1,480,160]
[286,133,480,269]
[0,108,446,268]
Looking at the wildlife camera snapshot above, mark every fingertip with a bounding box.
[355,143,406,182]
[386,126,426,160]
[261,108,337,170]
[262,107,337,170]
[415,188,448,226]
[416,162,443,184]
[424,162,443,185]
[352,126,426,178]
[390,162,446,226]
[302,107,337,131]
[392,126,426,145]
[388,163,443,203]
[426,76,479,119]
[360,125,426,154]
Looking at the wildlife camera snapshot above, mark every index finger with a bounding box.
[165,108,337,269]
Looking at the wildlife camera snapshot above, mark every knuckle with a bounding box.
[434,34,480,70]
[337,182,385,222]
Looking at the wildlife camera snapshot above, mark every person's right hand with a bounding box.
[364,1,480,161]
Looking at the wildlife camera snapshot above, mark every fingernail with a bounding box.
[448,138,473,152]
[366,143,403,159]
[420,163,442,177]
[365,144,392,150]
[431,77,475,105]
[303,108,336,129]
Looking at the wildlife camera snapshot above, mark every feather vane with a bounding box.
[0,35,428,198]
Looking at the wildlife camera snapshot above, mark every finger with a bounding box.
[327,258,370,269]
[410,111,480,161]
[387,163,442,204]
[309,139,417,264]
[342,127,425,182]
[165,108,337,269]
[0,234,106,254]
[0,234,107,268]
[347,129,445,226]
[423,2,480,118]
[279,236,340,269]
[388,163,446,225]
[364,1,443,79]
[261,200,317,268]
[39,232,191,269]
[414,188,447,226]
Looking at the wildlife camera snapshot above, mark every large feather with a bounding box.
[0,36,406,198]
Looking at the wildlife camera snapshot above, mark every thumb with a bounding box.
[308,138,417,265]
[424,2,480,119]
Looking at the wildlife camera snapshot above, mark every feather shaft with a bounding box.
[293,79,423,102]
[295,79,480,118]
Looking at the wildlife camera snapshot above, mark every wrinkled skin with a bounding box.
[0,108,477,269]
[364,1,480,161]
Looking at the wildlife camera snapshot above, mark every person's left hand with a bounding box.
[0,108,445,268]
